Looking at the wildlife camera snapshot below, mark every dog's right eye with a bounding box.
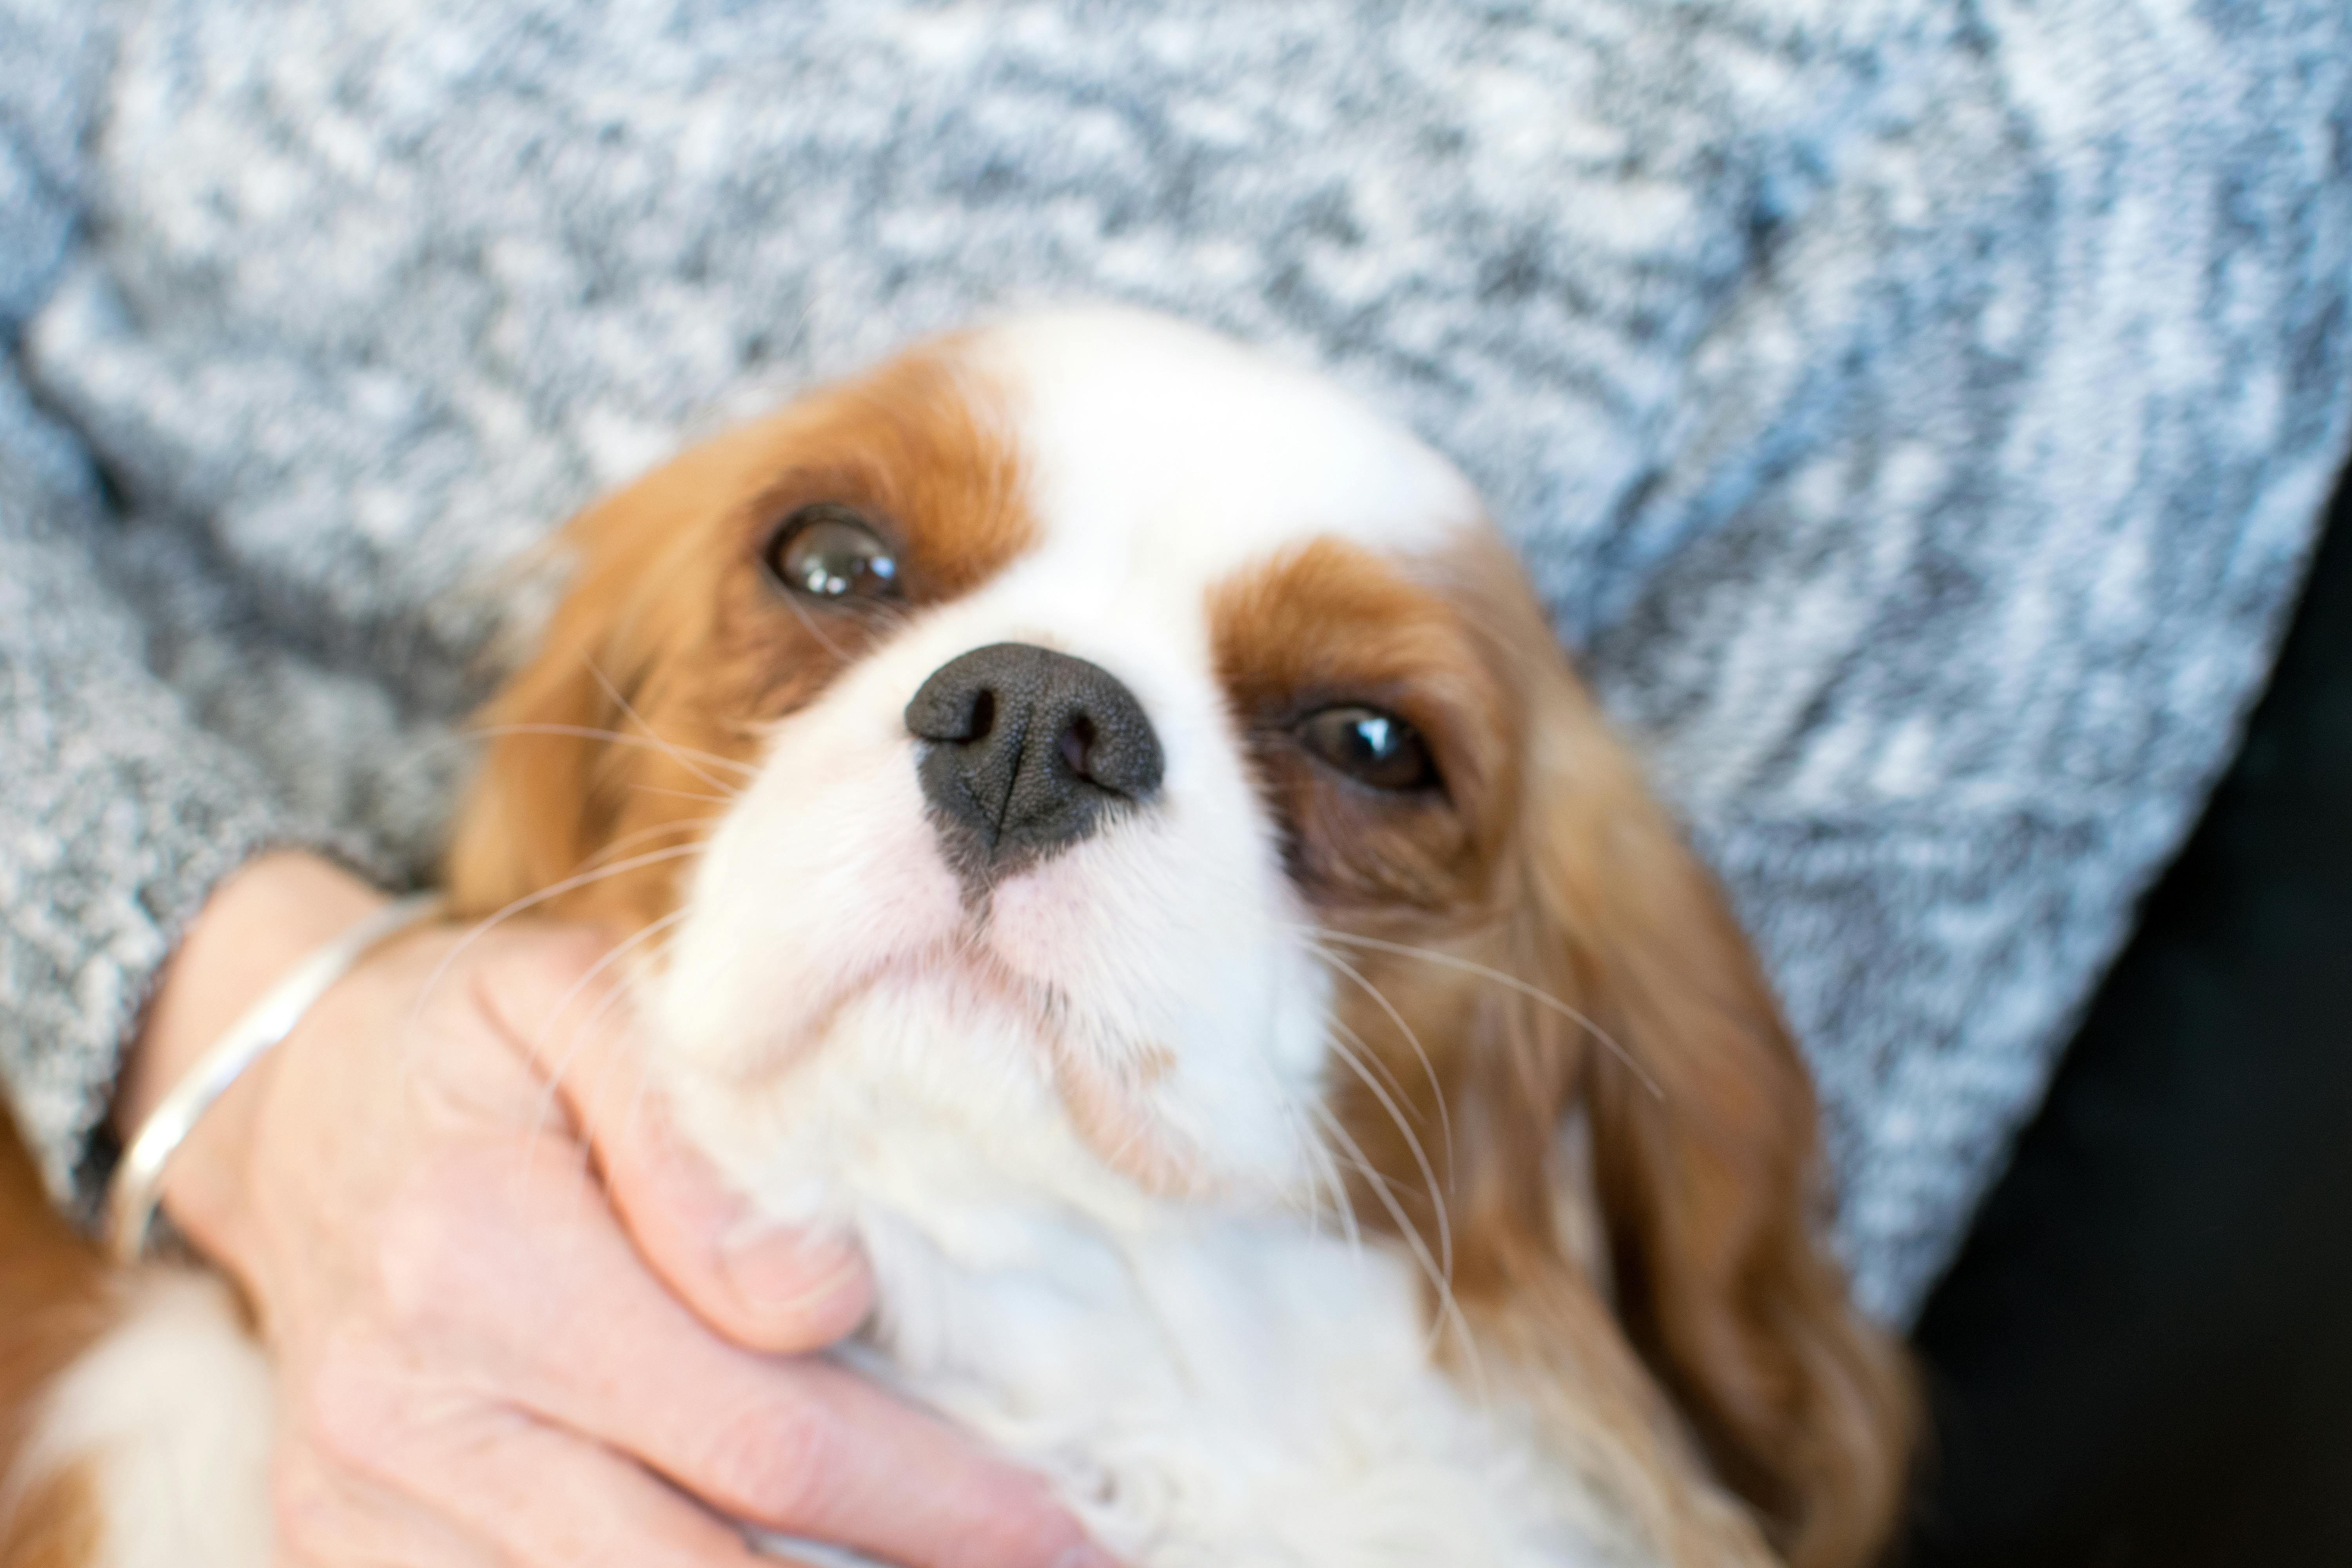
[1295,704,1440,794]
[764,505,901,601]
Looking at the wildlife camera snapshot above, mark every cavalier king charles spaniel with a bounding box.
[1,309,1909,1568]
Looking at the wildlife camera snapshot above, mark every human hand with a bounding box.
[124,851,1103,1568]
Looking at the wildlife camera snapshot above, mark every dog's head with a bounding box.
[446,309,1909,1567]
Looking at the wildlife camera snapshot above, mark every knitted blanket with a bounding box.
[2,0,2347,1322]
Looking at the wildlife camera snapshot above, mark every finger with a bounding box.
[593,1083,873,1354]
[474,924,873,1353]
[272,1447,503,1568]
[386,1403,789,1568]
[561,1347,1096,1568]
[424,1149,1100,1568]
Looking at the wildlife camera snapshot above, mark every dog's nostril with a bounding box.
[968,688,996,744]
[1059,715,1097,780]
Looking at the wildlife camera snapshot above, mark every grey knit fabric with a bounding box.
[2,0,2347,1321]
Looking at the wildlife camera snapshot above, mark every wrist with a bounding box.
[120,850,388,1255]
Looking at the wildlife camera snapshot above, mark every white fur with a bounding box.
[969,307,1481,568]
[12,1272,273,1568]
[701,980,1638,1567]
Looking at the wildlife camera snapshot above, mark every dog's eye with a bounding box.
[1296,705,1438,793]
[765,505,900,601]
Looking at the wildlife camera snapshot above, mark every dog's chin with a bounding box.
[943,927,1328,1210]
[652,936,1263,1216]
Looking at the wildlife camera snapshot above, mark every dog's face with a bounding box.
[447,309,1908,1568]
[634,314,1499,1205]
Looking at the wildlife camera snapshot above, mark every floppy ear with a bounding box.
[441,583,628,921]
[1508,657,1915,1568]
[442,452,752,927]
[1317,545,1912,1564]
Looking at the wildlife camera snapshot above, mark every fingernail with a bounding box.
[719,1227,871,1339]
[1052,1548,1120,1568]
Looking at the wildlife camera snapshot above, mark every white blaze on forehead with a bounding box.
[967,307,1480,578]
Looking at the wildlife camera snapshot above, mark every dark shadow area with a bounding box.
[1900,456,2352,1566]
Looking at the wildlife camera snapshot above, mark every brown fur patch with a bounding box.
[0,1466,103,1568]
[0,1108,109,1568]
[1209,536,1511,912]
[445,338,1038,931]
[1211,530,1914,1568]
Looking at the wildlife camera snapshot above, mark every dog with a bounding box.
[1,309,1910,1567]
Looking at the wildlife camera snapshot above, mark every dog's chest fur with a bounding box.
[666,980,1647,1568]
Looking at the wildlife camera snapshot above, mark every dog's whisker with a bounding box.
[1314,984,1424,1127]
[1241,1045,1355,1258]
[1305,945,1457,1196]
[574,964,668,1171]
[1288,1094,1342,1252]
[1319,1024,1453,1297]
[1295,1095,1362,1259]
[575,815,720,874]
[413,844,708,1029]
[520,964,666,1196]
[519,909,693,1182]
[457,721,759,778]
[629,782,739,806]
[1318,1140,1361,1258]
[371,719,750,789]
[585,660,752,796]
[516,965,649,1185]
[1298,925,1666,1103]
[618,979,671,1161]
[1307,1098,1474,1370]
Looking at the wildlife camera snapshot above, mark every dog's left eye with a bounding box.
[1296,705,1439,793]
[765,505,901,601]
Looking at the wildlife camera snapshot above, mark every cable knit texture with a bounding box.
[1,0,2347,1318]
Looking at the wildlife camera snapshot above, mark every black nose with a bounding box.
[906,642,1165,880]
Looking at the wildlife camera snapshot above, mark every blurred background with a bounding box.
[1902,464,2352,1565]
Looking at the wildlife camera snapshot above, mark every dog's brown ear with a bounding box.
[441,590,623,920]
[1510,660,1914,1568]
[443,453,749,926]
